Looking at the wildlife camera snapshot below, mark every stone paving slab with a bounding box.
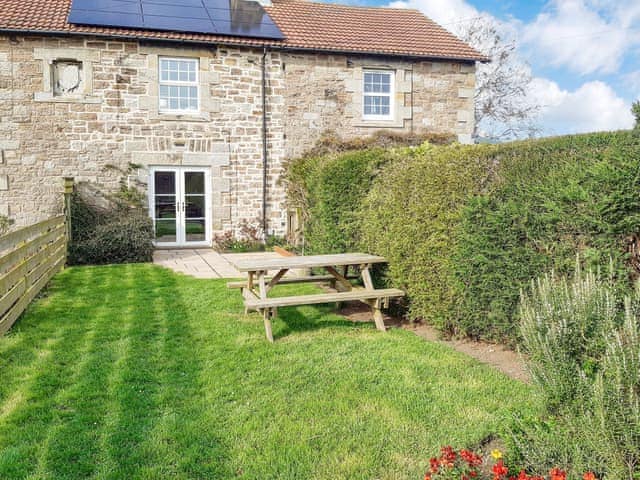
[153,249,302,279]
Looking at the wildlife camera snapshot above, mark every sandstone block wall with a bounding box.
[281,52,475,159]
[0,33,475,241]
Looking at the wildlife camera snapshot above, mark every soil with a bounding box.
[337,302,530,383]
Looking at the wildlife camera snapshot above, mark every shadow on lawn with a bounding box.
[0,265,231,479]
[275,304,365,340]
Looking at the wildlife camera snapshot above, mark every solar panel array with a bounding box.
[67,0,284,40]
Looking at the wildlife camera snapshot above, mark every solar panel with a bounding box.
[67,0,285,40]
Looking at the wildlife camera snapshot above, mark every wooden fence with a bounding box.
[0,216,67,335]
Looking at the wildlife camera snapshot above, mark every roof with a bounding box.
[0,0,487,61]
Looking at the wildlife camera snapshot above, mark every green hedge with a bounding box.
[453,132,640,341]
[360,143,495,332]
[286,131,640,343]
[68,193,154,265]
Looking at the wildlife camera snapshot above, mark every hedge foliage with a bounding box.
[68,192,154,265]
[286,130,640,343]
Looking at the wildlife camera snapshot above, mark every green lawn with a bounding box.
[0,264,538,479]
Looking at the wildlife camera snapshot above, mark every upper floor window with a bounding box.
[159,57,199,113]
[363,70,394,120]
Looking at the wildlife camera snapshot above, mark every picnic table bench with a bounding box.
[227,253,404,342]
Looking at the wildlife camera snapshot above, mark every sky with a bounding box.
[333,0,640,136]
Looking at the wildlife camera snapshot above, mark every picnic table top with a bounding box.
[229,253,388,272]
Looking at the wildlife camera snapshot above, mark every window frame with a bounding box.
[362,69,395,121]
[158,56,200,115]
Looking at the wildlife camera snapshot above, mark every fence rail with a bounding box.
[0,216,66,335]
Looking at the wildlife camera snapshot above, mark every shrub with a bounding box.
[68,191,154,265]
[0,215,14,235]
[360,143,495,332]
[68,211,154,265]
[212,219,264,253]
[282,131,456,255]
[511,265,640,479]
[453,132,640,342]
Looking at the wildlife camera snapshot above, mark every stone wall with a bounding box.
[281,52,475,159]
[0,33,475,240]
[0,34,287,237]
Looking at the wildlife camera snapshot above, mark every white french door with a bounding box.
[149,167,211,247]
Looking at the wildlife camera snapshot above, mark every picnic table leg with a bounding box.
[244,271,255,314]
[326,265,353,310]
[257,270,275,342]
[263,308,274,343]
[361,264,386,332]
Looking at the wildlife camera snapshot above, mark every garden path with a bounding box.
[153,249,284,279]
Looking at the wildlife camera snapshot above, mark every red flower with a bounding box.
[492,459,509,479]
[440,446,457,468]
[583,473,597,480]
[424,474,431,480]
[550,468,566,480]
[429,457,440,474]
[460,449,483,467]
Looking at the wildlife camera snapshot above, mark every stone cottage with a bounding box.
[0,0,485,247]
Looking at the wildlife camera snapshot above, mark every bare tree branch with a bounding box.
[456,15,541,141]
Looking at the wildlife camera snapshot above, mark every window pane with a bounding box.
[363,94,391,116]
[188,71,196,82]
[155,195,176,219]
[154,171,175,194]
[185,196,205,218]
[155,220,176,243]
[169,98,179,110]
[185,219,205,242]
[184,172,205,194]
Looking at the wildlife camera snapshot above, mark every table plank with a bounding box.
[230,253,387,272]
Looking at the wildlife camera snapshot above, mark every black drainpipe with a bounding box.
[261,47,268,238]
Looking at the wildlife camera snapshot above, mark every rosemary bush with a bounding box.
[513,265,640,479]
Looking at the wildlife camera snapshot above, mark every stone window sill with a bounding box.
[353,119,404,128]
[34,93,102,104]
[154,112,211,122]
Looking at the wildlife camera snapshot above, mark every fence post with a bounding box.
[63,177,74,244]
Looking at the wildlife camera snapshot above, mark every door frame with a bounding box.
[148,166,212,248]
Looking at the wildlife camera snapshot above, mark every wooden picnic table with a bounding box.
[227,253,404,342]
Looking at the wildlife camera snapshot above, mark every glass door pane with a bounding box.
[153,171,178,243]
[183,171,206,242]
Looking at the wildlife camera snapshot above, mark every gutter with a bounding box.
[261,46,268,238]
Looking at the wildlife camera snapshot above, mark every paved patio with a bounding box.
[153,249,291,279]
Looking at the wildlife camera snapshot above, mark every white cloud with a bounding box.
[385,0,636,135]
[522,0,638,75]
[386,0,479,30]
[528,78,634,134]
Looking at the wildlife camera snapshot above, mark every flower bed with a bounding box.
[424,447,597,480]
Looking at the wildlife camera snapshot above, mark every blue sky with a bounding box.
[332,0,640,135]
